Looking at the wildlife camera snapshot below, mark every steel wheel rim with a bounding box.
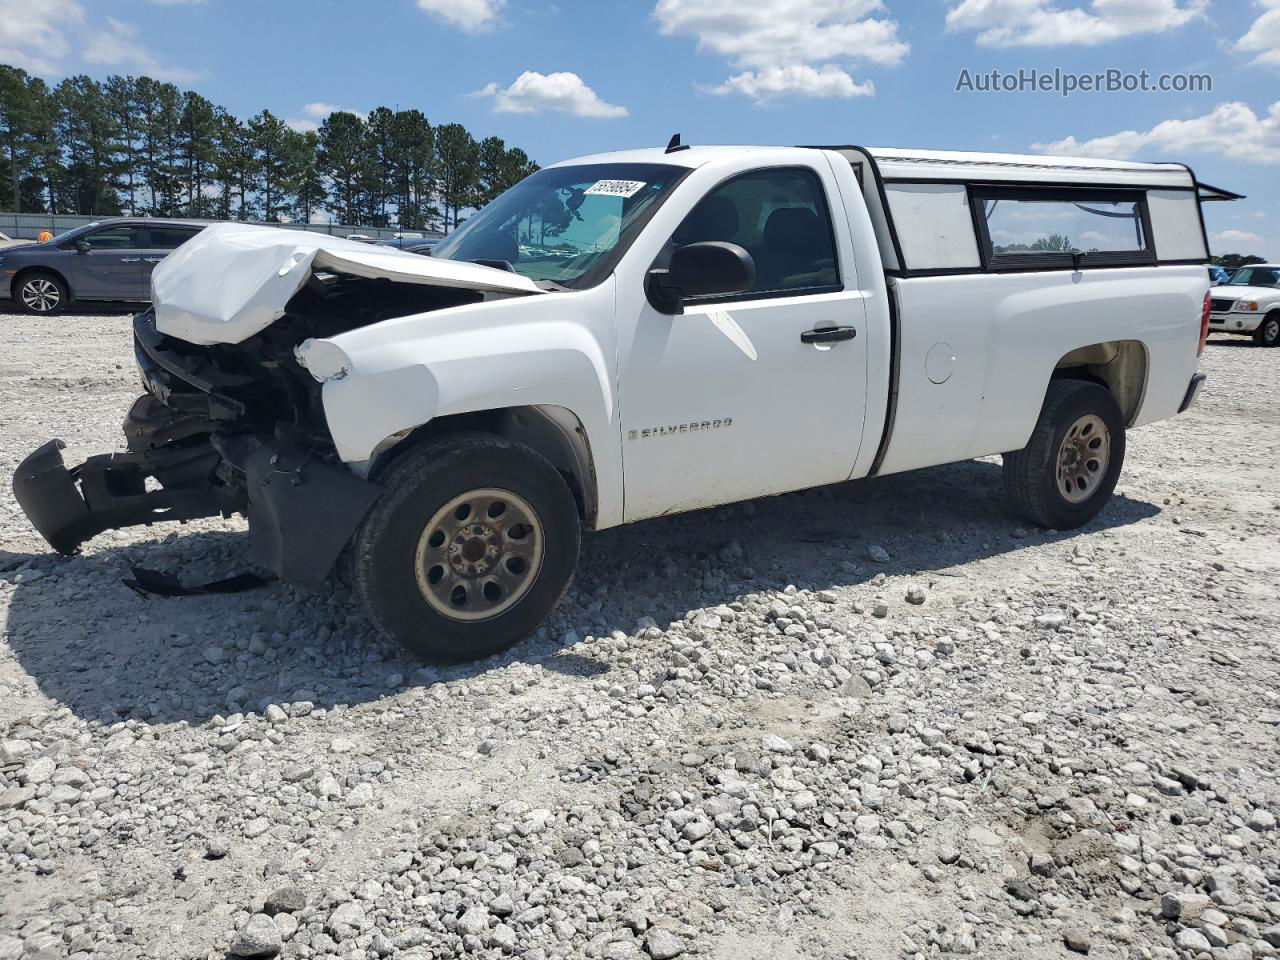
[1265,318,1280,344]
[1056,413,1110,504]
[21,278,59,312]
[414,487,545,622]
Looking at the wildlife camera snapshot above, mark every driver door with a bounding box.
[71,224,147,299]
[617,165,870,522]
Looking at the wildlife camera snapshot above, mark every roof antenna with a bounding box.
[665,133,690,154]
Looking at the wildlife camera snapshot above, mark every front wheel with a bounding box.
[1002,379,1126,530]
[16,272,68,315]
[1254,313,1280,347]
[353,434,581,661]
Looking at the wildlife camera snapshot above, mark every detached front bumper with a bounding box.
[12,424,382,591]
[12,438,223,555]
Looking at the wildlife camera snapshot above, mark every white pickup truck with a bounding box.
[1208,263,1280,346]
[13,143,1214,661]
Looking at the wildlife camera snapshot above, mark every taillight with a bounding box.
[1198,291,1210,355]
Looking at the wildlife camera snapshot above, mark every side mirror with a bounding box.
[646,241,755,314]
[74,239,90,254]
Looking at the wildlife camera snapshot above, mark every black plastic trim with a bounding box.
[805,145,907,273]
[1179,372,1207,414]
[216,434,383,591]
[682,283,844,307]
[11,438,222,556]
[867,280,901,477]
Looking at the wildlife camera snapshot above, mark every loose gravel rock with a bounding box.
[1,314,1278,959]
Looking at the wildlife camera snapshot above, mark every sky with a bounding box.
[1,0,1277,259]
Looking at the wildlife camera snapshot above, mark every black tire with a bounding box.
[1002,379,1126,530]
[1254,313,1280,347]
[14,271,68,315]
[353,433,580,662]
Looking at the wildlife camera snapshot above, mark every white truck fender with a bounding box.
[318,282,625,527]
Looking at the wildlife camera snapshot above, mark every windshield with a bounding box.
[1227,266,1280,288]
[432,163,687,289]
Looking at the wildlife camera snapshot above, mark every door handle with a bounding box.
[800,325,856,344]
[144,257,164,263]
[120,257,141,263]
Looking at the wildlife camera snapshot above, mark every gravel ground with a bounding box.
[1,311,1278,960]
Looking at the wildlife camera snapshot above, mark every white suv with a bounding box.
[1209,264,1280,347]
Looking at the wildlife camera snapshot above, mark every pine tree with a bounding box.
[212,110,255,220]
[281,127,323,223]
[318,111,366,226]
[0,66,45,212]
[248,110,289,221]
[435,122,478,231]
[1,69,536,230]
[179,91,218,217]
[388,109,435,230]
[103,76,141,215]
[52,75,122,215]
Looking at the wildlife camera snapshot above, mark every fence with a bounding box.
[0,212,444,244]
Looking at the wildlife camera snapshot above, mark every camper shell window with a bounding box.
[969,186,1155,271]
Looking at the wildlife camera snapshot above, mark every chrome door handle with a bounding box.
[144,257,164,263]
[800,325,856,344]
[120,257,141,263]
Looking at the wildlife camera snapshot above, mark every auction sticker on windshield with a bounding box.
[585,180,647,198]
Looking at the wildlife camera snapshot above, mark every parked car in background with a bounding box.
[375,238,438,255]
[1208,264,1280,346]
[0,218,207,314]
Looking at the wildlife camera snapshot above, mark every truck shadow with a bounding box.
[2,458,1159,726]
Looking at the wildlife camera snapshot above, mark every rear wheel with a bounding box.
[353,433,580,661]
[1002,379,1125,530]
[15,271,67,315]
[1254,313,1280,347]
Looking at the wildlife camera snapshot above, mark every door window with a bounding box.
[84,226,147,250]
[147,226,203,249]
[672,167,840,298]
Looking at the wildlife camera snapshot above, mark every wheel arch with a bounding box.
[1051,339,1149,427]
[11,265,73,304]
[367,405,601,530]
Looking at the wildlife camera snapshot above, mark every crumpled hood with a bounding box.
[1211,285,1279,302]
[152,222,544,345]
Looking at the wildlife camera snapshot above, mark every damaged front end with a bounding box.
[12,308,384,589]
[12,223,542,589]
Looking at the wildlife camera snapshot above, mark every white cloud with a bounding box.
[1033,101,1280,164]
[706,64,874,100]
[0,0,83,74]
[83,16,199,83]
[653,0,906,101]
[286,101,368,131]
[1235,0,1280,67]
[474,71,628,118]
[415,0,505,32]
[945,0,1205,46]
[1211,229,1265,249]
